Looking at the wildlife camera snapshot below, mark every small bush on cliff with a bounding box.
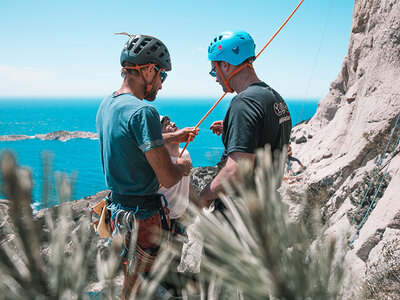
[362,124,400,164]
[303,179,334,236]
[348,167,391,228]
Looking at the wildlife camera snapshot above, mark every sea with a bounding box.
[0,97,318,209]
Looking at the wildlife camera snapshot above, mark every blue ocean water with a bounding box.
[0,97,318,207]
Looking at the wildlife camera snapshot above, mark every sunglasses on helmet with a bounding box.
[154,65,167,83]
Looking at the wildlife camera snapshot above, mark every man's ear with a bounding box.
[220,61,228,71]
[145,64,155,74]
[220,61,232,72]
[142,64,155,80]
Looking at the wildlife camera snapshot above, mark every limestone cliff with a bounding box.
[285,0,400,297]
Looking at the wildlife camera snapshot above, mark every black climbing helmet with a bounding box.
[120,34,172,71]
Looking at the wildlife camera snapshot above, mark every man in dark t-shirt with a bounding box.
[199,30,292,208]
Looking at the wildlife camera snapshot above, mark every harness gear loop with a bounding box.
[215,62,254,93]
[124,64,162,98]
[179,0,304,158]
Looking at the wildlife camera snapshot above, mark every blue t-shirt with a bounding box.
[96,93,164,218]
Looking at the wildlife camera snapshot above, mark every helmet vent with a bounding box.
[150,45,158,52]
[128,37,139,50]
[237,35,245,40]
[218,35,222,40]
[156,42,162,46]
[133,45,143,54]
[214,37,217,42]
[159,52,165,58]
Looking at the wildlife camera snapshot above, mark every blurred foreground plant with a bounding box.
[0,151,121,299]
[141,147,345,299]
[0,147,345,299]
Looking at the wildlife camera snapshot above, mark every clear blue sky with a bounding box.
[0,0,354,100]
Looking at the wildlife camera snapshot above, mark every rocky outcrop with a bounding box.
[283,0,400,298]
[0,135,34,141]
[0,131,98,142]
[35,131,98,141]
[190,166,218,196]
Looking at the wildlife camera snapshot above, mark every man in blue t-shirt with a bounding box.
[96,34,197,299]
[199,30,292,208]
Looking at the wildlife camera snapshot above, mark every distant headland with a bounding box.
[0,131,98,142]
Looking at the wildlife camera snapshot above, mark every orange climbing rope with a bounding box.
[179,0,305,158]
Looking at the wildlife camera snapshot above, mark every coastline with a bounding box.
[0,130,98,142]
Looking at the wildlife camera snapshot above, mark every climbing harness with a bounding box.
[179,0,305,158]
[107,194,170,274]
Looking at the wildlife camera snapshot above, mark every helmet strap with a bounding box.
[143,67,161,98]
[215,62,254,93]
[124,64,161,99]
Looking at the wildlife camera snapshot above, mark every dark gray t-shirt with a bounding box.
[221,82,292,160]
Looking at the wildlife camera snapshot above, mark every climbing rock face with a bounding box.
[285,0,400,298]
[190,166,218,197]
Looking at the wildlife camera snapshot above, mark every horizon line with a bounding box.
[0,95,321,102]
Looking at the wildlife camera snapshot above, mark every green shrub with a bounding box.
[348,167,391,228]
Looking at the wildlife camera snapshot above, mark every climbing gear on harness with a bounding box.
[106,193,171,244]
[118,33,172,71]
[123,63,163,99]
[179,0,305,158]
[208,30,256,65]
[91,193,112,238]
[106,193,171,275]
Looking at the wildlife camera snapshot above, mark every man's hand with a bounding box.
[210,120,223,136]
[163,127,199,144]
[145,145,187,188]
[176,157,192,176]
[198,191,214,209]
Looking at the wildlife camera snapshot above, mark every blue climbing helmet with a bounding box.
[208,30,256,65]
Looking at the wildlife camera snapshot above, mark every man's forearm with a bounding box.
[162,132,179,144]
[198,152,255,208]
[199,167,228,203]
